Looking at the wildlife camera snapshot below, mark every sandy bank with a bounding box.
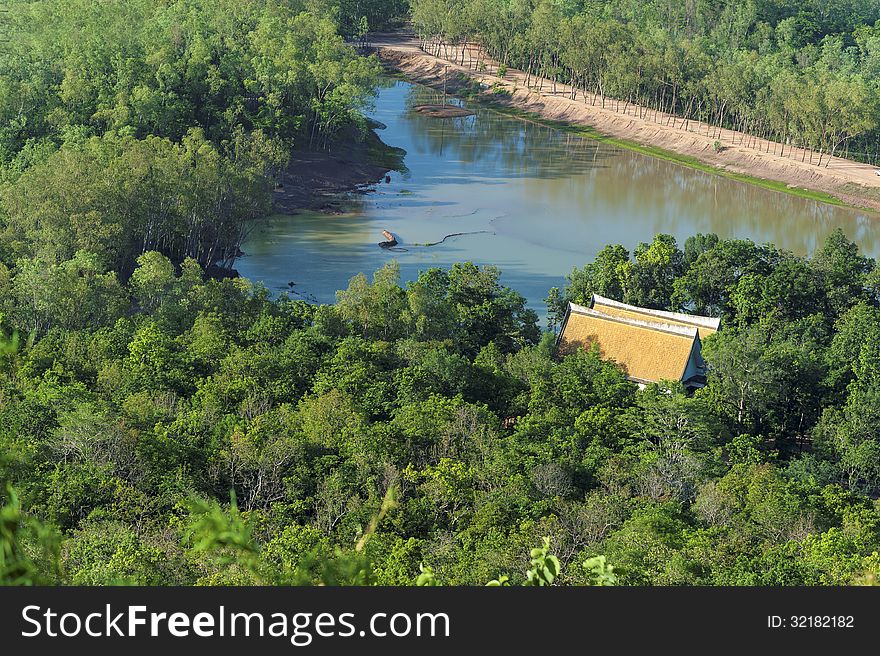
[273,123,405,215]
[373,34,880,212]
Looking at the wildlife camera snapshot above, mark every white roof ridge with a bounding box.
[591,294,720,330]
[568,303,698,338]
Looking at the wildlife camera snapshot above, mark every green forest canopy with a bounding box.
[4,229,880,585]
[0,0,397,276]
[3,0,880,586]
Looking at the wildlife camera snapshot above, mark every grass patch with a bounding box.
[840,182,880,203]
[451,74,483,99]
[379,67,410,81]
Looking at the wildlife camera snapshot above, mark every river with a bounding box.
[237,79,880,319]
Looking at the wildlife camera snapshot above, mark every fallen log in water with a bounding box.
[413,230,492,246]
[378,229,496,250]
[378,229,398,248]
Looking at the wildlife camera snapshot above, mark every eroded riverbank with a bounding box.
[273,122,406,215]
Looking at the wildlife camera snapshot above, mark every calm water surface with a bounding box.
[238,80,880,319]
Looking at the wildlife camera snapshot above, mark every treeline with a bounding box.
[1,131,274,280]
[411,0,880,164]
[4,228,880,585]
[0,0,380,156]
[335,0,411,39]
[0,0,382,273]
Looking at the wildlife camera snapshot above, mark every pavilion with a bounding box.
[556,294,720,390]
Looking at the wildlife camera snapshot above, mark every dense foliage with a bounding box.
[3,225,880,585]
[1,0,388,155]
[411,0,880,164]
[0,0,385,273]
[3,0,880,588]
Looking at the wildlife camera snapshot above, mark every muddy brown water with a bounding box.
[238,80,880,321]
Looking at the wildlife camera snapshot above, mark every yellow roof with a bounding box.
[558,307,698,384]
[592,294,719,337]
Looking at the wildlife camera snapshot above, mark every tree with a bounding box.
[672,239,774,317]
[626,382,723,502]
[729,255,825,325]
[130,252,176,312]
[10,252,127,335]
[811,228,874,317]
[337,261,407,340]
[0,487,60,585]
[450,262,538,353]
[702,320,827,446]
[563,244,631,307]
[627,234,685,310]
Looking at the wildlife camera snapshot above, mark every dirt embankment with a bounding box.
[373,34,880,212]
[273,123,405,215]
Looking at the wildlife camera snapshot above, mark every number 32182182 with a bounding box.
[769,616,855,628]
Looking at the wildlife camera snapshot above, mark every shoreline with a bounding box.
[216,125,404,281]
[373,35,880,213]
[272,122,405,215]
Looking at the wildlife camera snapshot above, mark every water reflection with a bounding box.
[400,85,617,181]
[238,80,880,320]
